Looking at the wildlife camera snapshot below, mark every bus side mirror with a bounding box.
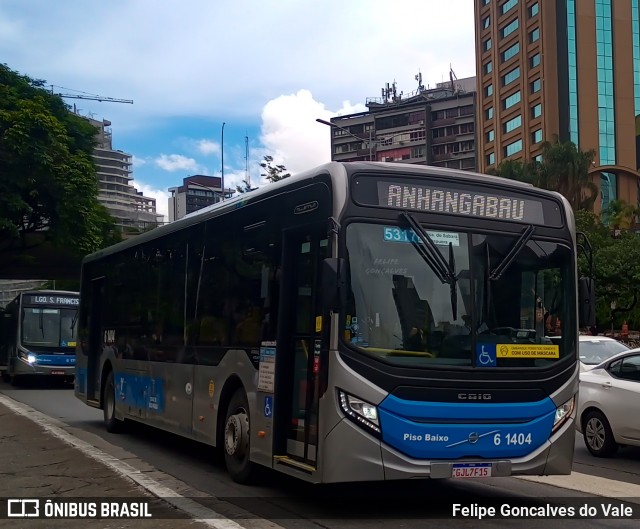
[322,258,347,311]
[578,277,595,328]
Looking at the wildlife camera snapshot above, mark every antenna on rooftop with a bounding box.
[245,135,250,187]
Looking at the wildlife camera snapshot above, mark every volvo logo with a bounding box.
[457,393,492,400]
[468,432,480,444]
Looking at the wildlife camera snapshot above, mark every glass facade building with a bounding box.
[475,0,640,215]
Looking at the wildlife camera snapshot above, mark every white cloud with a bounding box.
[258,90,367,179]
[131,155,147,167]
[134,182,169,223]
[0,1,476,126]
[197,139,220,156]
[155,154,199,172]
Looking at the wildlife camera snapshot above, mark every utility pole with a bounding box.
[221,122,226,201]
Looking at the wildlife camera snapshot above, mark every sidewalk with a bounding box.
[0,399,208,528]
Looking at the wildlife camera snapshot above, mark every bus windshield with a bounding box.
[344,222,575,368]
[21,307,78,349]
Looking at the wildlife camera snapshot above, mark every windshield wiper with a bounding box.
[39,309,45,338]
[400,212,458,319]
[489,225,535,280]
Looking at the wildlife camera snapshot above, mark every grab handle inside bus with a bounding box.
[578,277,595,328]
[322,258,348,311]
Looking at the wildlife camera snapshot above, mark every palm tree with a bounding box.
[537,136,598,211]
[602,199,640,230]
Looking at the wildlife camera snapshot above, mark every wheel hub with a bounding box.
[225,411,249,457]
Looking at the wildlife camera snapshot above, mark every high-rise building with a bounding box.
[89,117,163,230]
[168,175,234,222]
[327,76,478,171]
[475,0,640,213]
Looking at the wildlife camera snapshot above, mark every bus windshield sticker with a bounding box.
[496,344,560,359]
[383,226,459,247]
[376,181,546,224]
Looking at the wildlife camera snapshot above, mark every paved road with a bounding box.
[2,379,640,528]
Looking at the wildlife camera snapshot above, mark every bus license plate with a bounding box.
[451,463,492,478]
[50,370,65,375]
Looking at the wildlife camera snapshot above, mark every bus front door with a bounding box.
[279,228,329,467]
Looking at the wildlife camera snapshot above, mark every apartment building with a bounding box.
[327,76,478,171]
[168,175,234,222]
[475,0,640,212]
[89,118,163,230]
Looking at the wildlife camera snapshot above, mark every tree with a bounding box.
[601,199,639,231]
[490,136,598,211]
[537,136,598,211]
[236,178,257,194]
[0,63,118,262]
[260,155,290,183]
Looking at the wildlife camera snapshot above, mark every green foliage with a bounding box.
[576,208,640,329]
[260,155,290,183]
[0,63,118,258]
[491,136,598,211]
[235,178,257,194]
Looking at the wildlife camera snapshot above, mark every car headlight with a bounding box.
[552,396,575,433]
[338,389,381,437]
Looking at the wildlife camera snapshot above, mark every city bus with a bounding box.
[74,161,593,483]
[0,290,79,385]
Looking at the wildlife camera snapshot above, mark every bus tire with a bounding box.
[583,410,618,457]
[223,388,254,483]
[103,371,124,433]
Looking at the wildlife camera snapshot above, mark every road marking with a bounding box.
[519,472,640,502]
[0,394,283,529]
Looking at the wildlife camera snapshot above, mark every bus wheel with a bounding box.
[223,388,254,483]
[103,371,124,433]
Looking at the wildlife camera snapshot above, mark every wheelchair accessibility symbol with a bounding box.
[264,396,273,417]
[476,345,496,367]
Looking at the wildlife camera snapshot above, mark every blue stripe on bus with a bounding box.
[378,395,557,459]
[75,368,86,394]
[33,354,75,366]
[113,372,165,413]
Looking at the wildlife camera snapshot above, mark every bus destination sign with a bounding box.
[25,295,79,306]
[375,181,551,225]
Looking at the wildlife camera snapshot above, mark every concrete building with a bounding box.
[326,76,478,171]
[89,118,163,230]
[475,0,640,213]
[168,175,234,222]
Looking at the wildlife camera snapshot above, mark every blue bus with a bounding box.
[0,290,79,385]
[75,162,593,483]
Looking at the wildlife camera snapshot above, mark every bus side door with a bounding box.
[276,225,329,466]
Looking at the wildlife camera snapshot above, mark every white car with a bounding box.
[578,335,629,371]
[576,348,640,457]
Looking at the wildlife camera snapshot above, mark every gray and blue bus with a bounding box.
[74,162,592,483]
[0,290,79,385]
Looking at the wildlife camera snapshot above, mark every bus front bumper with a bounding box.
[11,357,75,377]
[322,416,575,483]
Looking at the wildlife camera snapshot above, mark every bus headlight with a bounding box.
[18,350,37,364]
[552,396,575,433]
[338,390,381,437]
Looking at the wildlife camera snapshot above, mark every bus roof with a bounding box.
[83,161,564,264]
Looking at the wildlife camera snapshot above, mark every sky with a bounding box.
[0,0,476,220]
